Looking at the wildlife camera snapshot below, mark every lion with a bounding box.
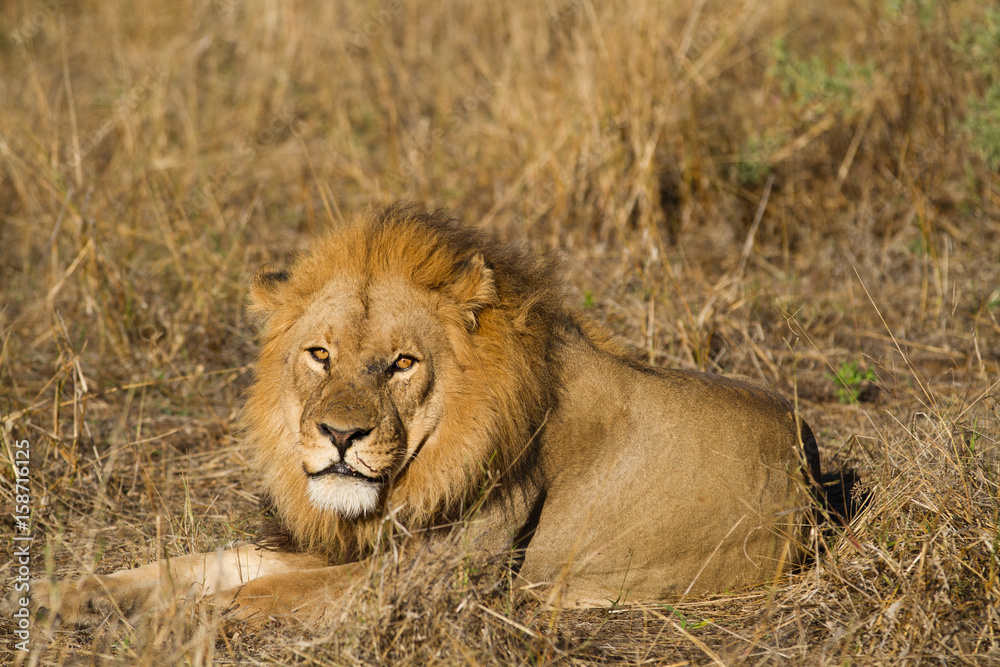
[25,201,826,626]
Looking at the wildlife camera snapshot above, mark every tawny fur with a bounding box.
[19,202,820,627]
[244,202,567,559]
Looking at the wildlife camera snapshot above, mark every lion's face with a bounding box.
[244,205,555,551]
[277,275,452,519]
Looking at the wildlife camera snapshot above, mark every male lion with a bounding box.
[29,202,824,626]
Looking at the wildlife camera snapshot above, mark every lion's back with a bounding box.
[524,351,810,605]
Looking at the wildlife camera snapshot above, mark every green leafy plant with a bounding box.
[987,288,1000,311]
[734,132,785,186]
[952,8,1000,169]
[768,38,874,119]
[884,0,938,26]
[826,360,878,404]
[659,604,711,630]
[962,83,1000,171]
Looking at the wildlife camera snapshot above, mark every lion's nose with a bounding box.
[317,423,373,458]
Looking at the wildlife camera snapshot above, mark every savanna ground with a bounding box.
[1,0,999,664]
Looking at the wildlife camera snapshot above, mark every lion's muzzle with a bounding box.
[317,422,372,455]
[304,460,383,482]
[301,419,396,518]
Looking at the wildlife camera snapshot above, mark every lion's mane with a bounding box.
[243,203,611,559]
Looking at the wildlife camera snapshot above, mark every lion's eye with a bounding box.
[392,356,416,372]
[308,347,330,363]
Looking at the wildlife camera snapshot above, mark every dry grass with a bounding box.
[2,0,999,663]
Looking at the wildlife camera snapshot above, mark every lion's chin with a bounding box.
[306,476,382,519]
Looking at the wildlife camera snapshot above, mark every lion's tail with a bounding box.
[819,469,865,523]
[801,421,866,525]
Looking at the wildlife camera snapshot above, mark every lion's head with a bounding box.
[243,203,564,556]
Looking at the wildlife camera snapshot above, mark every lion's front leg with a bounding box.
[28,545,329,627]
[213,561,368,626]
[27,573,159,627]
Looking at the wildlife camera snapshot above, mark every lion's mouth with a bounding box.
[305,461,383,483]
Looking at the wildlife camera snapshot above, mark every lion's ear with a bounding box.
[451,253,496,331]
[249,264,291,314]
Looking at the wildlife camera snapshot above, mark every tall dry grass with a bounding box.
[1,0,998,663]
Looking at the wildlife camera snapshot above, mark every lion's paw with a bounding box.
[18,575,156,627]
